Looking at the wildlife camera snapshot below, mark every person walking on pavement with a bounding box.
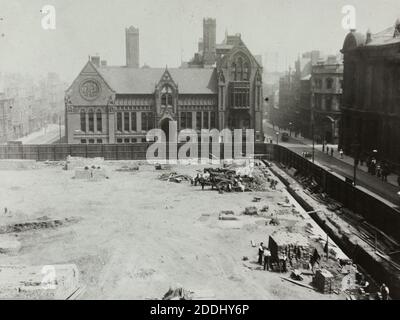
[263,247,271,271]
[339,149,344,159]
[258,242,264,265]
[330,148,334,157]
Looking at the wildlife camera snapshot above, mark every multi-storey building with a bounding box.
[340,20,400,168]
[65,19,264,144]
[311,56,343,144]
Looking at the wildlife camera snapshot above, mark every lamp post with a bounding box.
[352,141,360,186]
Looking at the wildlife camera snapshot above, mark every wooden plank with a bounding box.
[280,277,316,291]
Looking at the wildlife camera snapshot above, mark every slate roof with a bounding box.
[96,66,218,95]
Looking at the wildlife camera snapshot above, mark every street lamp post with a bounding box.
[352,141,360,186]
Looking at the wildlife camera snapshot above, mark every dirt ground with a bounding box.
[0,161,344,300]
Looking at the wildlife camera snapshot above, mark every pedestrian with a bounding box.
[263,247,271,271]
[326,146,329,154]
[339,149,344,159]
[281,253,288,273]
[380,283,389,300]
[330,148,333,157]
[258,242,264,265]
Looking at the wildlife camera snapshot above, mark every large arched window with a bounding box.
[243,62,250,80]
[237,57,243,81]
[96,110,102,132]
[231,54,251,81]
[231,62,236,80]
[88,109,94,132]
[161,86,173,106]
[80,109,86,132]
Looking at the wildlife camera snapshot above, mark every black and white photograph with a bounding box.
[0,0,400,307]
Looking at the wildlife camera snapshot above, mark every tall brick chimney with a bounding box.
[126,26,139,68]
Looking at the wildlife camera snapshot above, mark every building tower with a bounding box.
[202,18,216,65]
[125,26,139,68]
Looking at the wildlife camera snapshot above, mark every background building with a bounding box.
[340,20,400,169]
[65,19,264,144]
[311,55,343,144]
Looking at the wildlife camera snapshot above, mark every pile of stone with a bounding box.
[268,231,311,269]
[158,172,192,183]
[313,269,334,294]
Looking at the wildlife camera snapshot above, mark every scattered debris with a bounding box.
[116,165,139,172]
[0,235,21,254]
[162,286,194,300]
[0,217,80,234]
[244,207,258,216]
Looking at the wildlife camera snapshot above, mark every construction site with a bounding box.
[1,147,397,300]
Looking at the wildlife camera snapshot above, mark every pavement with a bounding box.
[263,121,400,205]
[16,124,65,144]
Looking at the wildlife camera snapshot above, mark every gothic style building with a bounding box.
[340,20,400,168]
[65,19,263,144]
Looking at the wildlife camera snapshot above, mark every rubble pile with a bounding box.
[158,172,193,183]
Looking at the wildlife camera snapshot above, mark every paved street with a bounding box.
[263,121,400,206]
[16,124,65,145]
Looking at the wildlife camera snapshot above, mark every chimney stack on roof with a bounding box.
[90,55,100,67]
[126,26,139,68]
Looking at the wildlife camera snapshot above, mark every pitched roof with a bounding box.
[366,26,400,46]
[95,66,218,95]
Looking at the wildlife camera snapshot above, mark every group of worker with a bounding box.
[258,242,288,272]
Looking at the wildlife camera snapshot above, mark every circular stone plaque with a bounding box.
[79,79,101,100]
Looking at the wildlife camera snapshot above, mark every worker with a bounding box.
[258,242,264,265]
[282,253,288,272]
[380,283,389,300]
[263,247,271,271]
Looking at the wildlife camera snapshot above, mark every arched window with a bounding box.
[243,62,250,80]
[96,110,102,132]
[88,109,94,132]
[231,62,236,80]
[161,86,173,106]
[237,57,243,80]
[80,109,86,132]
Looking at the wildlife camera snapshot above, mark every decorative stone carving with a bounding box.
[79,79,101,100]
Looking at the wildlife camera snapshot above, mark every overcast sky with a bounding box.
[1,0,399,82]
